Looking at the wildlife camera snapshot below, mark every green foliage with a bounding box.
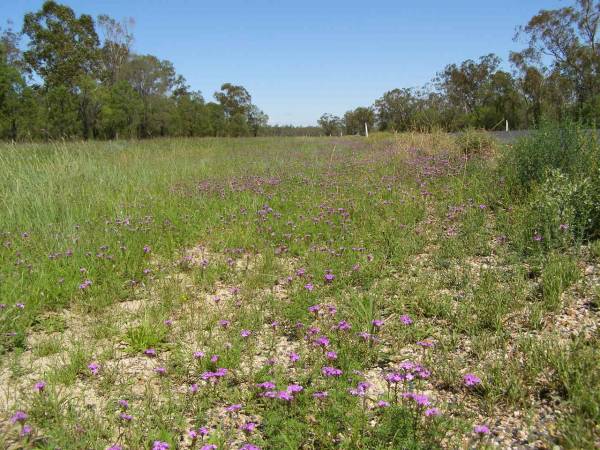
[455,129,497,155]
[540,253,580,312]
[502,122,600,192]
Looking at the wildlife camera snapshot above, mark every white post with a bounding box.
[505,120,509,132]
[364,122,369,137]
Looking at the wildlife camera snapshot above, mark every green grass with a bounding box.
[0,134,598,449]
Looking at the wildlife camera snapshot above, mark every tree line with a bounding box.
[1,1,598,140]
[320,0,599,135]
[0,1,278,140]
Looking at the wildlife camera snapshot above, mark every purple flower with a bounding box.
[326,351,337,360]
[163,319,173,326]
[143,245,151,254]
[189,383,199,393]
[322,366,343,377]
[188,429,198,440]
[324,272,335,283]
[225,403,242,412]
[559,223,569,231]
[193,351,205,359]
[240,329,252,338]
[296,268,306,277]
[210,354,219,363]
[335,320,352,331]
[372,319,384,328]
[16,303,25,309]
[201,368,228,381]
[218,320,230,328]
[314,336,330,348]
[308,304,321,314]
[119,413,133,422]
[304,283,314,291]
[144,348,157,357]
[200,445,217,450]
[34,381,46,392]
[377,400,390,408]
[286,384,303,393]
[152,442,170,450]
[416,340,434,348]
[277,390,294,401]
[107,446,122,450]
[349,381,370,397]
[313,391,328,399]
[10,411,27,423]
[20,424,32,437]
[79,279,92,290]
[240,445,261,450]
[289,352,300,363]
[257,381,276,390]
[474,424,490,435]
[88,363,100,375]
[463,373,481,387]
[198,426,210,436]
[400,315,413,325]
[118,399,129,409]
[424,407,441,417]
[533,233,543,242]
[240,422,258,433]
[154,367,166,375]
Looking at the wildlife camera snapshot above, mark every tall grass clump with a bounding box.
[455,128,497,156]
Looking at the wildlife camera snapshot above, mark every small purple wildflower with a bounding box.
[10,411,27,423]
[20,424,32,437]
[400,315,413,325]
[425,407,441,417]
[88,363,100,375]
[474,424,490,435]
[322,366,343,377]
[313,391,328,399]
[463,373,482,387]
[34,381,46,392]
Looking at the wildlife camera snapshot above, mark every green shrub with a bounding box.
[455,128,497,155]
[502,122,600,193]
[526,169,600,247]
[501,123,600,248]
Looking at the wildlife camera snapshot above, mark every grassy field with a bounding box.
[0,132,598,449]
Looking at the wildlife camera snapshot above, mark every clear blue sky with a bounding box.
[4,0,562,125]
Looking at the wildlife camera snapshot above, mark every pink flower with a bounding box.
[322,366,343,377]
[289,352,300,363]
[425,407,441,417]
[463,373,481,387]
[304,282,314,291]
[400,315,413,325]
[474,424,490,435]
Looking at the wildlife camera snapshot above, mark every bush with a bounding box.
[502,122,600,193]
[526,169,600,246]
[501,122,600,247]
[455,129,497,155]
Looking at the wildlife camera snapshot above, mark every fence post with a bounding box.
[364,122,369,137]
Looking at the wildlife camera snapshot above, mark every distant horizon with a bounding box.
[4,0,562,126]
